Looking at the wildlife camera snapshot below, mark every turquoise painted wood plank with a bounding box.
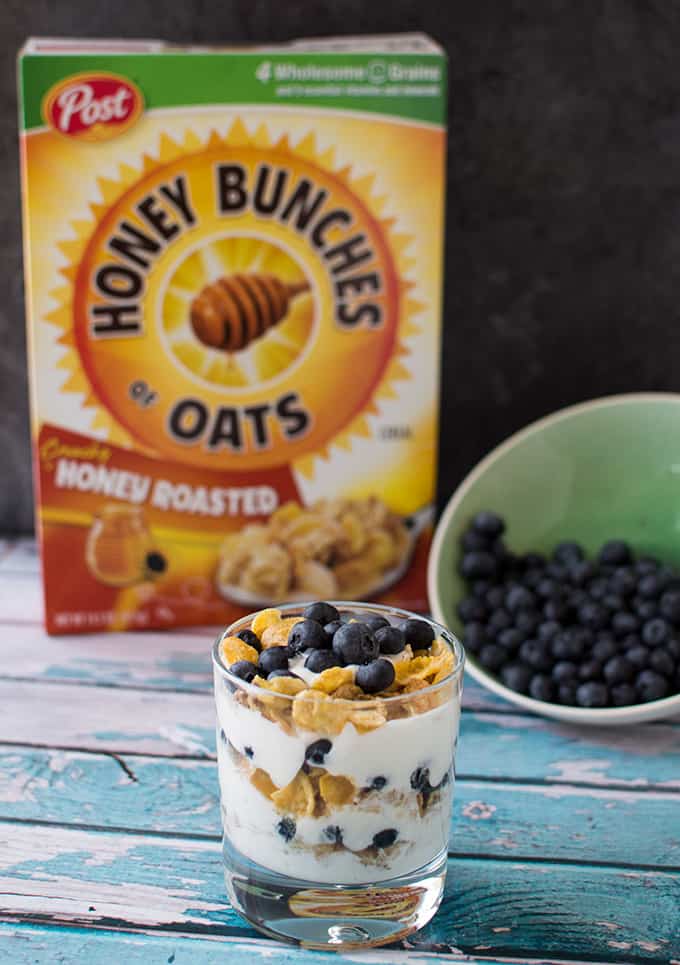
[0,922,613,965]
[1,679,679,789]
[0,822,677,959]
[1,747,679,870]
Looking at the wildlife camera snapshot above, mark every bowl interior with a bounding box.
[432,395,680,719]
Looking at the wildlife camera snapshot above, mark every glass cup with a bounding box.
[212,602,464,949]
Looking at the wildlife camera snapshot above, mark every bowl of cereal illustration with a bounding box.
[216,497,432,606]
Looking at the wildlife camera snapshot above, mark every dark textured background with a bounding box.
[3,1,680,534]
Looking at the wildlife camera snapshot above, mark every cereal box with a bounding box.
[18,35,446,633]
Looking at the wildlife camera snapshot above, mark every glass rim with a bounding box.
[211,600,465,705]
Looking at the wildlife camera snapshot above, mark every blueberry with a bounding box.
[332,623,379,665]
[244,745,253,758]
[497,627,523,652]
[603,656,635,684]
[551,630,586,661]
[554,541,584,565]
[485,586,506,609]
[544,599,570,623]
[372,828,398,849]
[479,644,507,671]
[579,660,603,682]
[519,639,552,671]
[268,669,303,680]
[546,562,568,581]
[576,681,610,708]
[538,620,561,641]
[237,628,262,652]
[634,599,658,622]
[638,575,662,600]
[552,661,578,683]
[660,589,680,623]
[501,663,533,693]
[323,619,344,645]
[523,552,547,568]
[536,578,560,599]
[578,602,608,631]
[462,529,492,552]
[323,825,343,845]
[305,649,343,673]
[463,622,488,654]
[568,588,590,609]
[288,619,328,654]
[363,614,390,633]
[460,551,497,580]
[356,658,396,693]
[410,766,431,791]
[456,597,486,624]
[491,537,510,563]
[472,511,505,537]
[625,644,650,670]
[666,638,680,660]
[587,579,608,600]
[515,610,541,634]
[558,682,579,705]
[399,618,435,648]
[375,626,406,655]
[610,683,637,707]
[636,670,670,702]
[487,609,512,633]
[277,817,296,841]
[305,738,332,765]
[506,586,536,612]
[472,579,493,598]
[592,637,618,663]
[649,648,675,679]
[636,557,659,575]
[569,560,596,586]
[530,674,556,702]
[522,568,544,589]
[602,593,624,613]
[303,601,340,625]
[642,618,671,647]
[598,540,632,566]
[229,660,257,682]
[146,551,167,573]
[370,776,387,790]
[609,568,637,596]
[257,646,289,675]
[611,612,639,637]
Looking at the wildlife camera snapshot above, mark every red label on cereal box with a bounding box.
[42,73,143,141]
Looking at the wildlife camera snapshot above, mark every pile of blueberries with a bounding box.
[458,512,680,708]
[228,601,435,695]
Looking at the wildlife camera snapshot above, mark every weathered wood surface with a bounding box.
[1,540,678,962]
[1,746,679,869]
[0,821,677,960]
[0,923,632,965]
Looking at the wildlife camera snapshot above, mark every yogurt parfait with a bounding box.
[213,601,464,949]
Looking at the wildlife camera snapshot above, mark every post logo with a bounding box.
[42,72,144,142]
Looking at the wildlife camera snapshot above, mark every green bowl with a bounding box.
[428,393,680,724]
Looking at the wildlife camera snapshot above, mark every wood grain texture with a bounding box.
[1,678,679,790]
[0,821,677,960]
[0,747,679,869]
[0,922,625,965]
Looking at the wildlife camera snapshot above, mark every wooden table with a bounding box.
[0,538,677,964]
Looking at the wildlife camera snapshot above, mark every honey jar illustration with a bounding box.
[190,272,310,351]
[85,504,165,587]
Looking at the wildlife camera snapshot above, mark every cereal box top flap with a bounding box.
[20,34,444,56]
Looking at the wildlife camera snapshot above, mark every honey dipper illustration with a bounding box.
[190,273,310,352]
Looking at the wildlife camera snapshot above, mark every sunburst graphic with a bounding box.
[46,122,425,474]
[163,235,313,388]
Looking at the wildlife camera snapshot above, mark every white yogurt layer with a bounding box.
[218,742,453,883]
[215,674,459,791]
